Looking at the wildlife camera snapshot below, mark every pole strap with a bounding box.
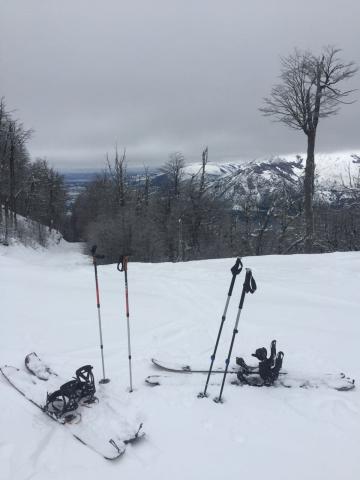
[117,255,129,272]
[243,268,257,294]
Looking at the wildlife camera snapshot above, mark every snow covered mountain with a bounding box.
[183,150,360,188]
[170,151,359,205]
[64,152,360,205]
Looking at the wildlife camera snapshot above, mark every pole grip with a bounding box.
[228,258,243,296]
[91,245,105,260]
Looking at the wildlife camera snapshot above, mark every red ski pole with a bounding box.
[91,245,110,384]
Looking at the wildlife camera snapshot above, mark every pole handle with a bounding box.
[228,258,243,296]
[231,257,243,276]
[91,245,105,260]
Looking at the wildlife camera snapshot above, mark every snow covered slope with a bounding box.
[0,209,63,248]
[0,242,359,479]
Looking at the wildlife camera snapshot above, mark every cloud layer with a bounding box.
[1,0,359,170]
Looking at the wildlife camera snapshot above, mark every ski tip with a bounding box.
[124,423,146,444]
[24,352,57,381]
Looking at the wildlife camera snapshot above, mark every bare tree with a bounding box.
[260,46,357,252]
[160,152,185,199]
[106,146,127,208]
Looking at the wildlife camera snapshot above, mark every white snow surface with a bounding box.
[0,241,359,479]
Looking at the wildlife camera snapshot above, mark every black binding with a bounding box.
[45,365,97,420]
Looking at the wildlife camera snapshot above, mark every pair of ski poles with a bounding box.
[198,258,257,403]
[90,246,133,392]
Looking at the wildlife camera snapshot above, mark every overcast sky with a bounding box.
[1,0,359,171]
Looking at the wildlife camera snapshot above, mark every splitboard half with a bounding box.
[146,371,355,391]
[151,358,286,375]
[1,359,144,460]
[149,359,355,391]
[151,358,239,374]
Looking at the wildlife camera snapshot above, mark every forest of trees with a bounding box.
[71,148,360,263]
[1,46,359,259]
[2,96,360,260]
[0,98,67,246]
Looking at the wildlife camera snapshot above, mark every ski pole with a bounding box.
[198,258,243,398]
[91,245,110,385]
[214,268,256,403]
[117,255,133,393]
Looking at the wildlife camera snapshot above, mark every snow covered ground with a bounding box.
[0,241,359,480]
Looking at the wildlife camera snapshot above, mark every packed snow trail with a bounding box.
[0,241,359,480]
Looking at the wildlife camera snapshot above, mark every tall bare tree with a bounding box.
[260,46,357,252]
[160,152,185,199]
[107,146,127,208]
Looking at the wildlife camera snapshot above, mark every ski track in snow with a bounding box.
[0,241,360,479]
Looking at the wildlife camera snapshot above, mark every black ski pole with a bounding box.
[91,245,110,385]
[198,258,243,398]
[117,255,133,393]
[214,268,256,403]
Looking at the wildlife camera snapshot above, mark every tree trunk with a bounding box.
[9,123,16,229]
[304,131,316,253]
[4,199,9,244]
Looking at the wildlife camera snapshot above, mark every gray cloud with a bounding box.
[1,0,359,170]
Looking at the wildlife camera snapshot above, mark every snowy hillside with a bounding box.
[0,242,359,479]
[0,209,63,248]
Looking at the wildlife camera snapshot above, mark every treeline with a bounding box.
[0,98,67,245]
[71,149,360,262]
[2,94,359,257]
[72,149,231,262]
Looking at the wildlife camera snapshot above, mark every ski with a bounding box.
[151,357,285,375]
[151,358,239,374]
[146,374,223,387]
[146,371,355,391]
[234,372,355,391]
[1,358,144,460]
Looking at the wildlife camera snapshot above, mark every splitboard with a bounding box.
[145,372,355,391]
[149,359,355,391]
[1,355,144,460]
